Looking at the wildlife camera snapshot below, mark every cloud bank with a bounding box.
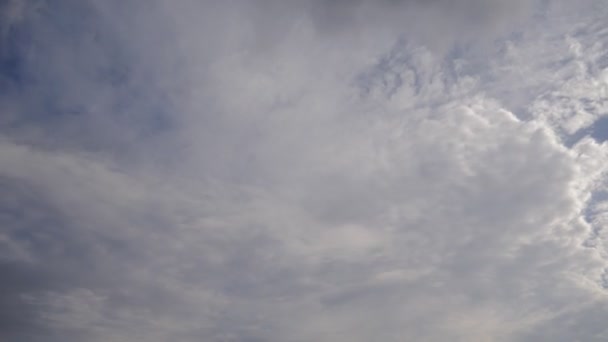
[1,0,608,341]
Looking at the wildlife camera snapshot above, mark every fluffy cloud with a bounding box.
[1,0,608,341]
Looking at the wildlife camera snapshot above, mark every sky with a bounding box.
[1,0,608,341]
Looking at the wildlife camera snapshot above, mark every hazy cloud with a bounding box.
[1,0,608,341]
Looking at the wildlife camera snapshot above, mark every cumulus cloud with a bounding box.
[1,0,608,341]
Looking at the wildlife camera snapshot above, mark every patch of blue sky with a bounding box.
[589,115,608,143]
[0,0,175,158]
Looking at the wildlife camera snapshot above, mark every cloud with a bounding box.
[1,0,608,341]
[307,0,537,44]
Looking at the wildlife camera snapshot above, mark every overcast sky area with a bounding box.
[2,0,608,341]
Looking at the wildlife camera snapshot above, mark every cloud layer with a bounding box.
[1,0,608,341]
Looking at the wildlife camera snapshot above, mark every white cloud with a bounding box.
[1,0,608,341]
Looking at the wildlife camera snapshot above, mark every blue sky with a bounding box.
[1,1,608,341]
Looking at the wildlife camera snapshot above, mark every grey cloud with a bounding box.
[305,0,539,49]
[2,0,608,341]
